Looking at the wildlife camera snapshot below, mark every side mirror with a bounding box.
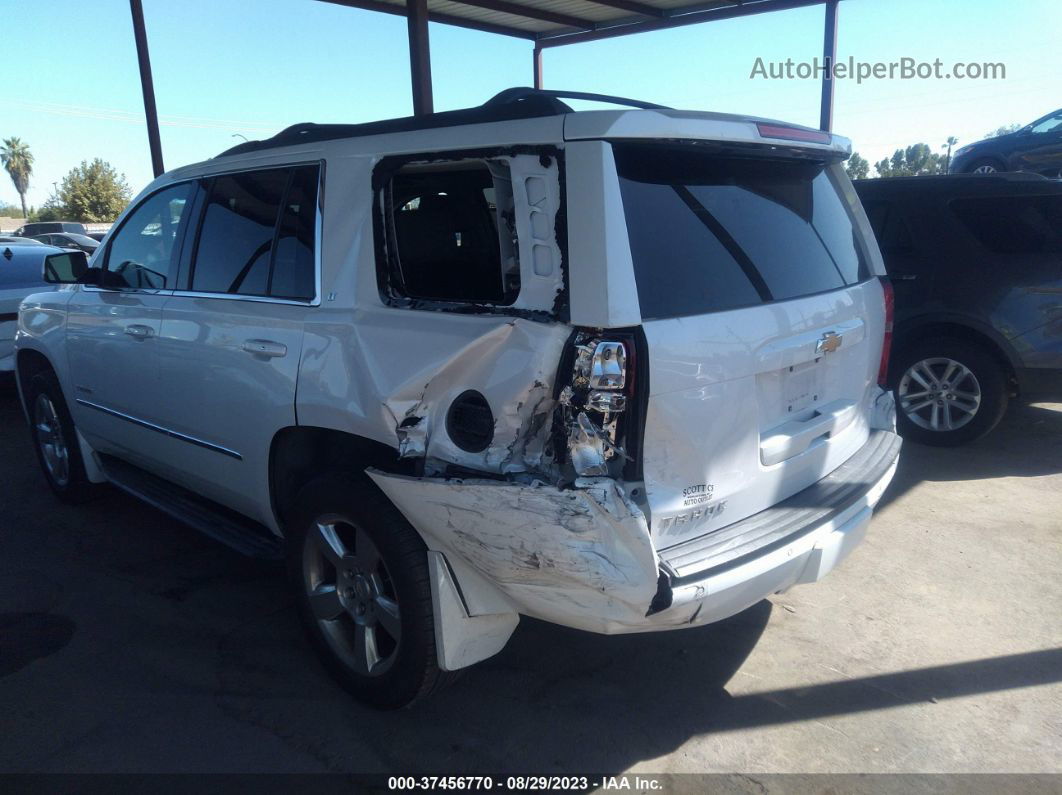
[42,250,90,284]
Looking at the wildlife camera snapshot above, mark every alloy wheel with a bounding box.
[302,516,402,677]
[34,393,70,486]
[972,164,997,174]
[898,357,982,432]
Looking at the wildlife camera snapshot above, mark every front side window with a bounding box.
[190,164,319,299]
[104,182,192,289]
[614,143,872,320]
[378,159,518,306]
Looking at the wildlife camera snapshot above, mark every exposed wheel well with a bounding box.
[15,349,56,412]
[891,322,1018,393]
[269,427,412,529]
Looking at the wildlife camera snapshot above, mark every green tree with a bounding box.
[874,143,947,177]
[845,152,870,180]
[56,159,131,222]
[984,123,1021,138]
[1,137,34,218]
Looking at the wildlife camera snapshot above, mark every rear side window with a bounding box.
[614,144,872,320]
[378,158,518,306]
[863,200,915,254]
[950,195,1062,254]
[190,164,319,300]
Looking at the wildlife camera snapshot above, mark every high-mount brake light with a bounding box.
[878,277,894,387]
[756,123,833,145]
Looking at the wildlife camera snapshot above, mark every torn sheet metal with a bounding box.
[507,154,565,315]
[368,470,660,633]
[361,316,571,476]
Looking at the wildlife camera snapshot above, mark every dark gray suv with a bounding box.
[856,174,1062,445]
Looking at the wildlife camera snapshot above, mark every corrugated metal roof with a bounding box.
[319,0,827,46]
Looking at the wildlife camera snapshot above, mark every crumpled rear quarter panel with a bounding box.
[368,471,660,632]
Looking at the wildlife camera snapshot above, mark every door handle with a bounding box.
[124,324,153,339]
[242,339,287,358]
[891,274,918,281]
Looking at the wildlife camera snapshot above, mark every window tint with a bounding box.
[863,200,914,254]
[614,144,870,320]
[104,182,192,289]
[189,165,319,299]
[192,169,287,295]
[381,160,517,305]
[270,166,318,300]
[951,195,1062,254]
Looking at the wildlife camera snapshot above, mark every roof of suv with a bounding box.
[216,87,851,159]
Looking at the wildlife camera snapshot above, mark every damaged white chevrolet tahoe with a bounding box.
[16,88,900,708]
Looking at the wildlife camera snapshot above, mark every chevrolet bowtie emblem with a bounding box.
[816,331,843,354]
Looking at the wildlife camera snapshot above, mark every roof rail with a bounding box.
[485,87,669,111]
[216,87,665,158]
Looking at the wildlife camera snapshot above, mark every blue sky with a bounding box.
[3,0,1060,209]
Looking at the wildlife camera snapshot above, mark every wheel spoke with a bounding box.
[309,584,344,620]
[374,594,402,641]
[354,527,381,574]
[942,402,954,430]
[952,389,980,403]
[950,397,979,416]
[907,367,932,390]
[903,397,935,413]
[930,403,940,430]
[352,622,381,675]
[313,522,347,567]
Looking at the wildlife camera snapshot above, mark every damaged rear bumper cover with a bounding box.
[369,430,900,637]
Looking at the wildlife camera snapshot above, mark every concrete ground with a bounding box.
[1,375,1060,775]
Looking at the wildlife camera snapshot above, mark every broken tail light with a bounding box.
[561,332,640,478]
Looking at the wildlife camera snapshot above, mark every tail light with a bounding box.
[877,276,894,387]
[561,331,640,478]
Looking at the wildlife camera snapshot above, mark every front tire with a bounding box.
[287,474,457,709]
[892,339,1008,446]
[966,157,1004,174]
[26,370,99,503]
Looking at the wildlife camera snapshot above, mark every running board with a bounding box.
[98,454,284,560]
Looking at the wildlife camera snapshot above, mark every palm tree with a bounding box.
[942,136,959,174]
[1,137,34,218]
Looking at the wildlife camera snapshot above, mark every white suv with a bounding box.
[16,89,900,708]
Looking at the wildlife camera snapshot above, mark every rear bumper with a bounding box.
[641,429,901,632]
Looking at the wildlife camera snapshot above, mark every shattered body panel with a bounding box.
[369,471,661,632]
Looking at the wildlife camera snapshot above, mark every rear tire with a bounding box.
[892,338,1008,446]
[287,474,458,709]
[26,370,99,503]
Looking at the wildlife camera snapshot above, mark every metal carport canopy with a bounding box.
[128,0,841,177]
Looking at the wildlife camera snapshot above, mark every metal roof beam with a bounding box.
[443,0,595,30]
[582,0,666,18]
[316,0,537,40]
[536,0,826,47]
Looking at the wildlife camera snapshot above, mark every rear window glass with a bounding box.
[950,195,1062,254]
[614,144,871,320]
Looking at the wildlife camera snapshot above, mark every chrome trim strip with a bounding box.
[75,398,243,460]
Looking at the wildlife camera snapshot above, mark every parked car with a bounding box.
[0,236,47,245]
[87,231,109,242]
[13,221,88,237]
[950,108,1062,177]
[855,173,1062,445]
[15,88,900,708]
[31,232,99,255]
[1,242,63,373]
